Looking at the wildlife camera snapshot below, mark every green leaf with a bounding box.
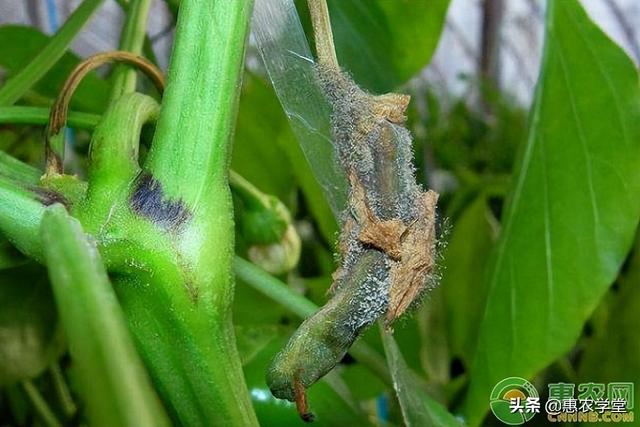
[0,264,63,385]
[442,195,497,367]
[578,234,640,412]
[0,0,105,106]
[462,1,640,424]
[297,0,450,92]
[40,204,170,427]
[381,331,463,427]
[0,26,109,113]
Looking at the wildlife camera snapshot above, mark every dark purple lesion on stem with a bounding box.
[30,186,69,207]
[130,172,190,231]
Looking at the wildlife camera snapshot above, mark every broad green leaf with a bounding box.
[0,25,109,113]
[442,195,497,367]
[297,0,450,92]
[578,234,640,412]
[463,1,640,424]
[0,0,105,106]
[0,264,63,385]
[40,204,169,427]
[381,331,463,427]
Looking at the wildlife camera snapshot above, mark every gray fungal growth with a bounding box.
[267,2,440,420]
[130,173,190,231]
[267,63,440,414]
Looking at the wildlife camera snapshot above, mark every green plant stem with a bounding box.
[0,175,47,261]
[107,0,259,425]
[233,256,392,386]
[229,169,271,210]
[307,0,339,68]
[0,106,100,129]
[0,0,104,106]
[111,0,153,100]
[112,0,160,65]
[144,0,253,206]
[49,364,77,418]
[21,380,62,427]
[41,204,170,427]
[86,93,158,196]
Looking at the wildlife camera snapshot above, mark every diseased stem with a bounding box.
[233,256,392,386]
[307,0,339,68]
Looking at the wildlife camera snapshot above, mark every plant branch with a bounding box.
[21,380,62,427]
[41,204,170,427]
[45,51,164,174]
[0,106,100,130]
[49,364,77,418]
[111,0,154,100]
[307,0,339,68]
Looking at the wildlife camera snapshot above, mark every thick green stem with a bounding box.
[144,0,253,206]
[110,0,259,425]
[110,0,153,100]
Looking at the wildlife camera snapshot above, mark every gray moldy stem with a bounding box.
[267,1,440,420]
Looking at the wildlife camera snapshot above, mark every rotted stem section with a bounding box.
[45,51,164,175]
[269,0,440,421]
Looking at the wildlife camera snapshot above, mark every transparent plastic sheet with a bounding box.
[252,0,348,216]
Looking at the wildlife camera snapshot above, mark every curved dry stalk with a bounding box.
[45,51,165,175]
[307,0,339,69]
